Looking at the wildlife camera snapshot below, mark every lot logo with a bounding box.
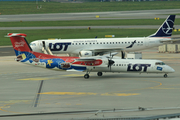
[126,40,136,48]
[162,19,174,35]
[127,64,151,72]
[157,66,163,71]
[85,52,89,55]
[49,42,71,51]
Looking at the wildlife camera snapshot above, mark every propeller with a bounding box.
[107,52,115,71]
[108,59,114,71]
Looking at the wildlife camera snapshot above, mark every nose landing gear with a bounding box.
[84,74,89,79]
[164,74,168,78]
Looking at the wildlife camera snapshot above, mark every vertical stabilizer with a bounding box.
[6,33,32,56]
[149,15,176,37]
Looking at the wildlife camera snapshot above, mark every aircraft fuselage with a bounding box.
[30,37,168,55]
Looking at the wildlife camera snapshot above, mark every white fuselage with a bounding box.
[30,37,169,55]
[70,57,175,74]
[89,59,174,73]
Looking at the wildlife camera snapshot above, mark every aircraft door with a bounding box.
[144,38,149,47]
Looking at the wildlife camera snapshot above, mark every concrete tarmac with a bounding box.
[0,9,180,119]
[0,48,180,120]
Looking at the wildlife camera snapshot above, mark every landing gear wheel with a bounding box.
[84,74,89,79]
[97,72,103,76]
[164,74,168,78]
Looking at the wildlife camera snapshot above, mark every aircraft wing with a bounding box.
[73,56,107,62]
[87,47,124,52]
[74,58,97,61]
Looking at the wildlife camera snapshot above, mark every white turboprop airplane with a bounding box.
[7,33,175,79]
[30,15,176,58]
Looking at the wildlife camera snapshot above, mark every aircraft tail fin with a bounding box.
[6,33,32,56]
[6,33,67,62]
[148,15,176,37]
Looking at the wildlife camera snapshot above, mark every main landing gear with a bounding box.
[97,72,103,76]
[164,74,168,78]
[84,72,103,79]
[84,69,91,79]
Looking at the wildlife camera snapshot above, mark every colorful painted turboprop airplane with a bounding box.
[7,33,175,79]
[30,15,176,58]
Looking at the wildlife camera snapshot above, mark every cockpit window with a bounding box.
[29,43,36,46]
[155,62,165,65]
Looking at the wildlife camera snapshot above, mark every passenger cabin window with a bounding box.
[155,62,165,65]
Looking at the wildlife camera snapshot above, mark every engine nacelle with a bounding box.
[79,51,93,57]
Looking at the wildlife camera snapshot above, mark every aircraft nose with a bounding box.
[167,66,175,73]
[170,67,175,73]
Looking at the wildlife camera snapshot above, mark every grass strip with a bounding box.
[0,1,180,15]
[1,19,180,27]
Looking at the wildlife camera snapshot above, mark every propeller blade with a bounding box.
[108,59,114,71]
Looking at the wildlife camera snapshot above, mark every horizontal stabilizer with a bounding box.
[6,33,27,37]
